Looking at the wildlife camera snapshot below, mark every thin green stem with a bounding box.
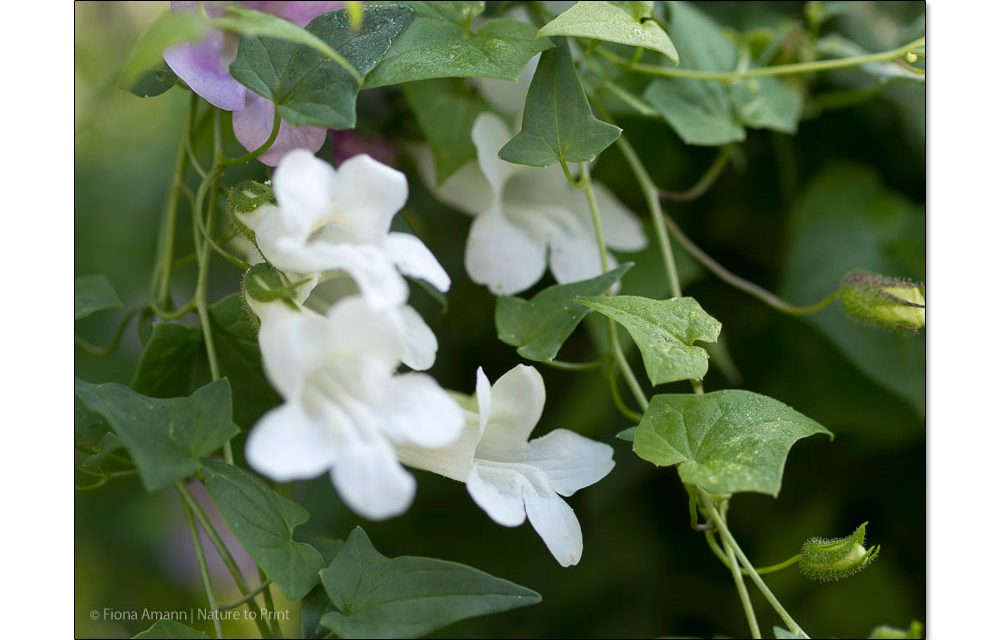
[699,490,809,638]
[721,528,761,638]
[75,308,140,356]
[259,567,283,638]
[194,110,233,464]
[615,135,682,299]
[607,363,644,423]
[152,95,195,310]
[177,483,272,638]
[217,579,272,611]
[541,358,605,372]
[579,162,650,412]
[181,495,225,639]
[148,298,198,320]
[705,530,802,576]
[599,36,926,82]
[660,213,838,316]
[660,146,733,202]
[221,108,282,166]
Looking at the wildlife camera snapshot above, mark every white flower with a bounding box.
[241,150,451,311]
[245,295,464,521]
[417,113,647,295]
[397,365,615,566]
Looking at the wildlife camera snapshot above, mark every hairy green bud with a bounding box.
[838,270,925,333]
[226,180,276,241]
[799,521,880,582]
[242,264,300,308]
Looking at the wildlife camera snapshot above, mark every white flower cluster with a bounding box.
[239,149,615,566]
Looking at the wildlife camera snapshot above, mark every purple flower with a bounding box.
[163,1,344,165]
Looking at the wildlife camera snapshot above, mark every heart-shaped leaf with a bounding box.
[633,390,832,495]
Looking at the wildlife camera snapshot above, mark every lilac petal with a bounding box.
[164,29,247,111]
[233,92,327,166]
[277,2,345,27]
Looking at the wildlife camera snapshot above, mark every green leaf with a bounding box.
[773,628,801,639]
[499,39,621,168]
[366,2,552,87]
[229,5,415,129]
[781,164,925,414]
[125,62,178,98]
[496,263,632,361]
[132,323,207,399]
[642,2,802,146]
[403,78,488,184]
[539,1,678,64]
[133,620,209,639]
[130,295,280,427]
[118,10,206,93]
[868,621,924,639]
[75,274,122,320]
[202,460,325,600]
[300,539,345,639]
[320,527,541,638]
[576,295,721,385]
[212,6,363,83]
[74,379,240,492]
[632,390,832,495]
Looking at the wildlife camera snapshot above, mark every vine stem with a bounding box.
[74,308,140,356]
[181,496,225,639]
[579,162,649,412]
[660,212,838,316]
[176,483,273,638]
[699,489,809,638]
[705,530,802,576]
[151,93,196,310]
[660,146,733,202]
[599,36,925,82]
[721,525,761,638]
[615,135,682,299]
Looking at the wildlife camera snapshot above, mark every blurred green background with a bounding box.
[75,2,925,638]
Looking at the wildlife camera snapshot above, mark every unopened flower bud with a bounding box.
[242,264,299,308]
[839,270,925,333]
[800,521,880,582]
[226,180,276,240]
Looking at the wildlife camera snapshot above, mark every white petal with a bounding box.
[478,364,545,452]
[547,221,607,286]
[524,486,584,567]
[378,373,464,448]
[331,438,416,521]
[465,208,547,295]
[472,113,519,194]
[591,182,648,252]
[273,149,340,238]
[474,367,492,435]
[467,464,527,527]
[476,54,539,120]
[519,429,615,496]
[395,419,480,483]
[382,232,451,292]
[411,145,494,216]
[257,229,408,310]
[255,302,332,399]
[324,295,406,365]
[330,154,408,244]
[246,403,339,482]
[398,306,437,371]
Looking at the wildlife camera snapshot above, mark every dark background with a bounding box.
[75,2,925,637]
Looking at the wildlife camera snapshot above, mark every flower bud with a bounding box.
[799,521,880,582]
[242,264,300,308]
[226,180,276,239]
[838,270,925,333]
